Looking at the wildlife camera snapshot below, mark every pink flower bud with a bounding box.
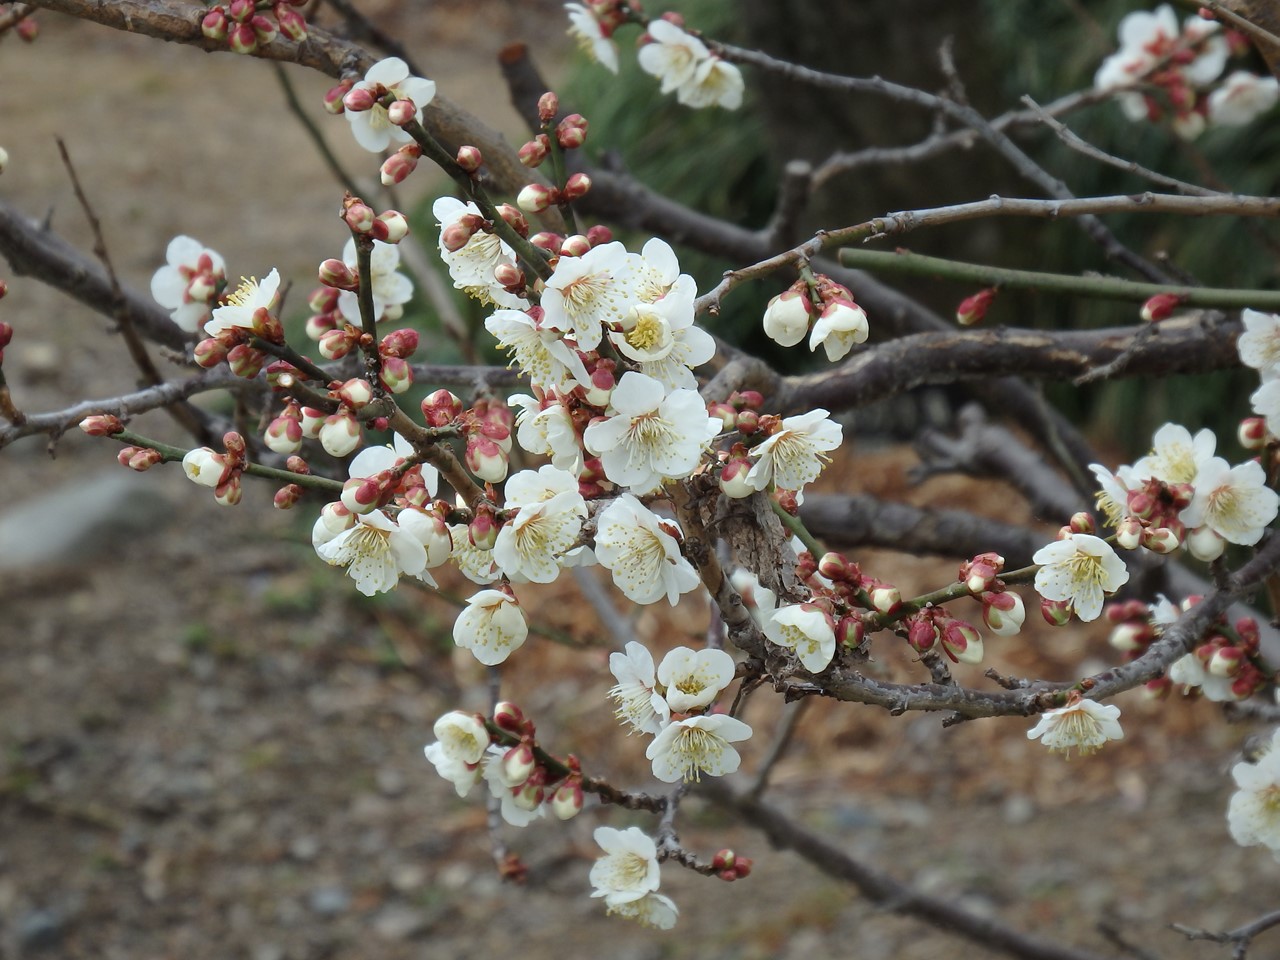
[1115,516,1143,550]
[1143,677,1173,700]
[386,98,417,126]
[455,145,483,172]
[1068,512,1096,535]
[249,14,277,42]
[379,356,412,394]
[344,201,377,234]
[837,615,865,648]
[906,616,938,654]
[251,307,284,343]
[586,224,613,247]
[868,582,901,616]
[318,258,359,290]
[319,410,362,457]
[707,401,736,431]
[560,234,592,258]
[299,406,326,439]
[562,172,592,200]
[762,288,814,348]
[380,149,419,186]
[469,508,499,551]
[227,0,253,21]
[201,6,229,40]
[493,701,525,732]
[518,135,550,168]
[497,204,528,236]
[273,483,303,510]
[124,447,164,472]
[227,21,257,54]
[494,262,525,292]
[982,591,1025,636]
[264,413,303,454]
[1209,645,1245,677]
[502,744,537,785]
[274,3,307,41]
[323,79,353,115]
[719,456,754,499]
[318,328,355,361]
[736,409,760,435]
[959,552,1004,594]
[1186,525,1226,562]
[1140,526,1181,554]
[441,220,478,253]
[380,328,418,359]
[226,343,265,379]
[956,287,997,326]
[1040,597,1073,626]
[335,378,374,409]
[376,210,409,244]
[537,91,559,124]
[529,231,562,253]
[465,435,509,483]
[343,86,377,113]
[421,389,463,427]
[1239,416,1268,450]
[817,552,855,582]
[340,476,383,515]
[214,472,243,506]
[516,182,558,214]
[550,779,583,820]
[1140,293,1184,323]
[555,113,588,149]
[941,619,984,665]
[79,414,123,437]
[1108,621,1151,653]
[14,16,36,41]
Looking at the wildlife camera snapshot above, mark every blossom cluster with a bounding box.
[1228,729,1280,861]
[1094,5,1278,136]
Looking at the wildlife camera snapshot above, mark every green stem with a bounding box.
[769,498,825,557]
[839,248,1280,309]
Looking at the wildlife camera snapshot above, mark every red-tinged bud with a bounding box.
[556,113,588,149]
[502,744,537,785]
[421,389,463,427]
[1115,516,1143,550]
[584,363,616,407]
[1141,525,1181,554]
[1167,482,1194,510]
[214,471,243,506]
[529,231,562,253]
[264,413,303,454]
[251,307,284,343]
[386,98,416,127]
[707,401,736,431]
[335,378,373,409]
[941,619,984,665]
[317,328,354,360]
[493,701,525,732]
[227,0,253,20]
[250,13,277,41]
[286,455,310,474]
[774,488,800,516]
[719,456,754,499]
[497,204,528,236]
[379,328,419,359]
[959,552,1004,594]
[868,582,901,616]
[79,414,123,437]
[344,200,376,235]
[493,262,525,292]
[201,6,229,40]
[736,409,760,435]
[318,410,362,457]
[1143,676,1173,700]
[220,433,245,462]
[586,224,613,247]
[817,552,854,582]
[304,288,338,317]
[466,434,509,483]
[343,86,377,112]
[537,91,559,123]
[1108,621,1151,653]
[274,3,307,41]
[469,507,499,551]
[227,21,257,54]
[517,182,558,214]
[227,343,265,379]
[562,172,592,200]
[560,234,592,258]
[1068,511,1096,535]
[762,288,815,348]
[1040,597,1073,626]
[1140,293,1183,323]
[14,16,37,41]
[1236,618,1261,649]
[1186,525,1226,562]
[955,287,997,326]
[1232,664,1264,698]
[380,149,418,186]
[518,135,551,167]
[551,779,583,820]
[273,483,303,509]
[376,210,409,244]
[1209,646,1245,677]
[712,849,736,871]
[121,446,163,471]
[192,336,226,368]
[379,356,412,394]
[455,144,483,173]
[837,615,865,649]
[906,616,938,654]
[1239,416,1268,450]
[340,476,383,515]
[323,79,353,115]
[299,406,325,439]
[982,591,1025,636]
[318,258,359,290]
[734,390,765,411]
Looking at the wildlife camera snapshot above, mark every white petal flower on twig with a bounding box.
[430,711,490,765]
[204,269,281,336]
[1228,730,1280,856]
[1238,309,1280,382]
[594,495,703,605]
[1131,422,1216,485]
[1026,695,1124,757]
[453,589,528,665]
[637,19,709,95]
[151,235,225,333]
[486,309,591,391]
[1210,72,1280,128]
[423,742,482,797]
[605,892,679,929]
[492,488,587,584]
[609,641,671,736]
[433,197,528,309]
[1032,533,1129,623]
[762,602,837,673]
[565,3,618,73]
[313,508,431,596]
[1181,457,1279,545]
[346,57,437,154]
[589,826,662,905]
[336,238,414,324]
[542,241,636,351]
[646,714,752,782]
[745,409,843,492]
[656,646,736,713]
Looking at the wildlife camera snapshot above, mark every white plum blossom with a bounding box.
[565,3,618,73]
[606,892,679,929]
[511,393,584,475]
[656,646,736,713]
[431,711,490,765]
[1132,423,1216,485]
[503,464,581,509]
[453,589,528,665]
[1238,309,1280,381]
[609,285,715,392]
[486,309,591,391]
[745,409,843,492]
[638,19,710,95]
[433,197,528,309]
[182,447,230,488]
[449,523,501,584]
[1209,72,1280,127]
[594,495,703,606]
[1251,378,1280,436]
[678,55,745,110]
[590,826,661,905]
[312,507,440,596]
[1169,651,1241,701]
[542,241,636,351]
[583,372,720,494]
[609,641,671,736]
[763,602,837,673]
[1090,462,1138,526]
[1181,457,1279,545]
[647,714,752,782]
[762,290,813,347]
[423,741,482,798]
[630,239,687,303]
[1026,696,1124,757]
[348,432,440,499]
[204,269,281,336]
[808,300,870,362]
[481,744,546,827]
[1032,533,1130,622]
[1227,730,1280,857]
[150,235,225,333]
[492,488,587,583]
[346,57,437,154]
[336,238,413,323]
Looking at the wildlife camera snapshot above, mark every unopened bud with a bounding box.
[1239,416,1268,450]
[537,91,559,123]
[1141,293,1184,323]
[455,145,483,172]
[273,483,304,509]
[555,113,588,149]
[344,200,377,234]
[496,204,528,236]
[529,231,563,253]
[226,343,265,379]
[421,389,463,427]
[518,135,550,168]
[817,552,855,582]
[227,21,258,54]
[502,744,537,786]
[335,378,374,409]
[868,583,901,616]
[380,148,419,186]
[343,86,377,112]
[79,414,123,437]
[562,172,591,200]
[550,779,583,820]
[319,258,359,290]
[906,617,938,654]
[1115,516,1143,550]
[341,476,383,515]
[386,98,417,127]
[956,287,997,326]
[586,224,613,247]
[121,446,163,472]
[264,413,303,454]
[274,3,307,41]
[376,210,409,244]
[380,328,419,358]
[318,411,362,457]
[494,262,525,291]
[379,356,413,394]
[1209,645,1245,677]
[201,6,229,40]
[941,619,984,665]
[1040,597,1073,626]
[1068,512,1096,535]
[465,434,509,483]
[323,79,353,114]
[516,182,558,214]
[250,14,277,43]
[1108,621,1151,653]
[1141,525,1182,554]
[560,234,592,258]
[493,701,525,732]
[719,456,754,499]
[982,591,1025,637]
[469,508,499,551]
[214,471,244,506]
[1186,524,1226,562]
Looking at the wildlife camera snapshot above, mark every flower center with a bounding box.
[1065,551,1107,589]
[562,271,611,310]
[626,313,666,351]
[672,726,724,781]
[1207,484,1239,521]
[225,276,259,308]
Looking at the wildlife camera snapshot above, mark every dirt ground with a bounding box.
[2,4,1279,960]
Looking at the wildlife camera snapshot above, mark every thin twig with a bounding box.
[748,699,811,799]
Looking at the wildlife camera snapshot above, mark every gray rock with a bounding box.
[371,904,431,941]
[307,886,349,917]
[17,908,67,952]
